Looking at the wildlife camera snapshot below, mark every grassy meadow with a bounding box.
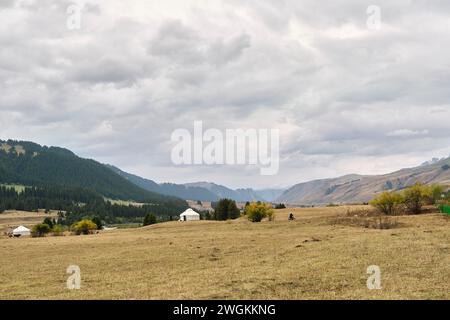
[0,184,26,193]
[0,210,57,236]
[0,206,449,300]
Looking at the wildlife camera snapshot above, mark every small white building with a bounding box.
[12,225,31,237]
[179,208,200,221]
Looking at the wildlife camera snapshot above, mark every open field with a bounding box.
[0,210,57,236]
[104,198,145,207]
[0,184,26,193]
[0,206,449,300]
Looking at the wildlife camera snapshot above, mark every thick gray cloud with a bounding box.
[1,0,450,189]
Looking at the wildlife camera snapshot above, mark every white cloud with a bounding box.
[386,129,429,137]
[1,0,450,188]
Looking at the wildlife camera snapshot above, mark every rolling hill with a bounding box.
[8,139,447,207]
[0,139,280,205]
[108,165,284,202]
[108,165,219,201]
[277,157,450,205]
[184,182,265,202]
[0,139,187,208]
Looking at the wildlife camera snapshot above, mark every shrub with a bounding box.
[51,224,65,236]
[369,191,403,215]
[402,183,425,214]
[32,223,51,237]
[143,213,157,226]
[245,202,274,222]
[91,217,103,230]
[374,216,400,229]
[274,203,286,209]
[330,215,400,229]
[266,209,274,221]
[422,184,444,205]
[71,219,97,235]
[370,183,447,215]
[326,203,339,207]
[43,217,54,229]
[213,199,240,221]
[199,210,212,220]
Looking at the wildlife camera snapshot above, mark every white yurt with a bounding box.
[179,208,200,221]
[12,226,31,237]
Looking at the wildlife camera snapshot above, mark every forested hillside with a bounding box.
[0,140,188,218]
[0,139,185,204]
[0,185,186,224]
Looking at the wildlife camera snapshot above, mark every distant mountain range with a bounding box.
[277,157,450,205]
[107,165,218,201]
[0,139,283,204]
[108,165,284,202]
[2,139,449,206]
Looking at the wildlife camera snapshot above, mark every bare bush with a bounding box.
[330,213,401,230]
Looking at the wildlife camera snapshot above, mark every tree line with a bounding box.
[209,198,274,222]
[370,183,449,215]
[0,185,188,225]
[0,140,189,205]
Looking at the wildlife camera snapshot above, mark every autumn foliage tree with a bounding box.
[402,183,425,214]
[370,183,446,215]
[369,191,403,215]
[244,202,274,222]
[71,219,97,235]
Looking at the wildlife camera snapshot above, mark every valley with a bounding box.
[1,206,448,299]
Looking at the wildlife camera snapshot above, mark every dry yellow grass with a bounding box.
[0,210,57,236]
[0,206,448,300]
[104,198,145,207]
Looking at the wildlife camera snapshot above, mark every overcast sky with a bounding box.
[1,0,450,189]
